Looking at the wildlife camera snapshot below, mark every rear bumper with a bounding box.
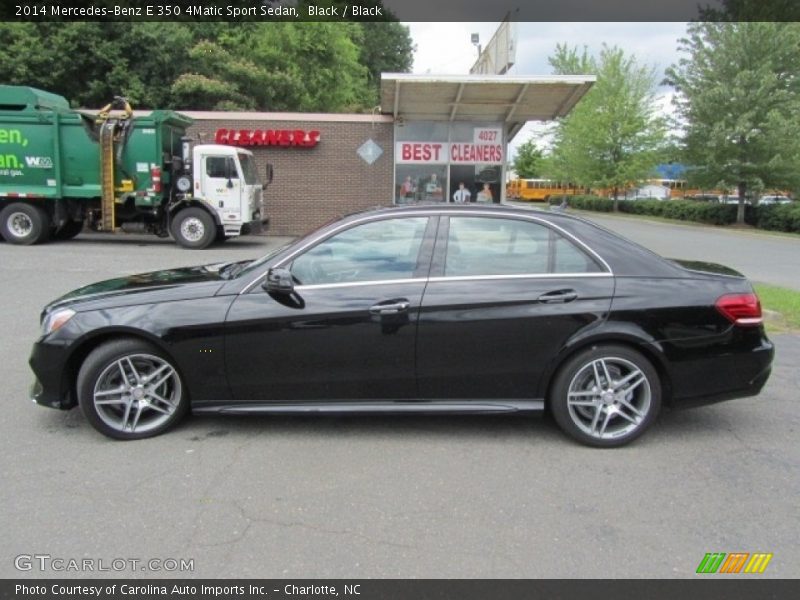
[668,336,774,408]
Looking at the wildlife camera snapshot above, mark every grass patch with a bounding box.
[754,284,800,332]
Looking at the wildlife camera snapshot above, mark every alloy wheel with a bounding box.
[566,356,652,441]
[92,353,182,434]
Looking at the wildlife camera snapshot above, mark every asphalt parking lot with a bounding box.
[1,230,799,579]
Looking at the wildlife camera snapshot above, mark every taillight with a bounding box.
[715,293,762,326]
[151,166,162,193]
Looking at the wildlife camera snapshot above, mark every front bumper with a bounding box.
[241,213,270,235]
[29,337,74,410]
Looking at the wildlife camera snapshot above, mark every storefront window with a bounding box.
[396,165,446,204]
[394,121,505,205]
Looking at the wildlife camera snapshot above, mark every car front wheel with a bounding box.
[77,339,188,440]
[550,345,661,447]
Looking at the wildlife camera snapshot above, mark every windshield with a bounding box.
[237,153,259,185]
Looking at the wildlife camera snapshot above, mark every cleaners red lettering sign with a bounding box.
[215,129,321,148]
[449,143,503,163]
[396,141,503,165]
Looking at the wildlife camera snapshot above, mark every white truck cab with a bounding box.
[170,143,270,249]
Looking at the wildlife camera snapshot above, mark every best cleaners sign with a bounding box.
[396,128,503,165]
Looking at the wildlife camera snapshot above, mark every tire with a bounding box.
[77,338,189,440]
[52,219,84,241]
[0,202,51,245]
[550,345,661,448]
[170,207,216,249]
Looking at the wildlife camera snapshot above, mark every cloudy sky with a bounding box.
[404,22,690,155]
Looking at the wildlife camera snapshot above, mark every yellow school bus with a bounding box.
[506,179,583,202]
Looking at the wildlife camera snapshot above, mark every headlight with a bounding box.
[42,308,76,336]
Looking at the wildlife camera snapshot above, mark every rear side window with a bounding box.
[444,216,604,277]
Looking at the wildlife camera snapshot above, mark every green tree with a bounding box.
[665,22,800,223]
[173,22,375,111]
[511,139,545,178]
[0,19,413,112]
[548,43,594,75]
[699,0,800,21]
[0,22,209,108]
[545,44,666,208]
[293,1,414,95]
[358,22,415,86]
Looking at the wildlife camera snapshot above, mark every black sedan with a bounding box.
[29,205,774,446]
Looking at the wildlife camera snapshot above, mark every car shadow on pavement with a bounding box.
[34,404,759,447]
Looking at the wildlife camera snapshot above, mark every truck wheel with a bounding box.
[0,203,51,245]
[171,207,216,249]
[52,219,84,241]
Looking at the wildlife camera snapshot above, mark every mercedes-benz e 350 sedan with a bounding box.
[29,205,774,446]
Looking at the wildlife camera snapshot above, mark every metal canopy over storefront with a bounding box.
[380,73,596,140]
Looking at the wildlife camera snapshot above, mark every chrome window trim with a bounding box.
[295,278,429,292]
[290,272,611,292]
[241,209,613,294]
[427,273,613,284]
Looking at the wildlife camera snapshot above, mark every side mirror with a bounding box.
[226,178,234,189]
[265,163,274,186]
[263,267,294,294]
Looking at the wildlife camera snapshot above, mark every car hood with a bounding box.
[45,263,236,313]
[669,259,745,278]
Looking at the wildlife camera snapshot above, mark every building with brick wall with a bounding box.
[182,74,595,236]
[185,112,394,236]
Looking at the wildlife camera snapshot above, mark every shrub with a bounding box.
[548,195,800,232]
[548,195,615,212]
[755,204,800,233]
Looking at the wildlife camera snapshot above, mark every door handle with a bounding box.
[537,289,578,304]
[369,300,410,315]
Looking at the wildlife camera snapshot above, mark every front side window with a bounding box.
[206,156,238,179]
[291,217,429,286]
[444,217,603,277]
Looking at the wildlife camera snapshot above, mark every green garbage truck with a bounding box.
[0,85,270,249]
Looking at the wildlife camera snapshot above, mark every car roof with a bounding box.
[346,202,585,224]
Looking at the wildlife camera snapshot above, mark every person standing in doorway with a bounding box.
[452,182,471,203]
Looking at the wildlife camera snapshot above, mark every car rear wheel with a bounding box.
[550,345,661,447]
[77,339,188,440]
